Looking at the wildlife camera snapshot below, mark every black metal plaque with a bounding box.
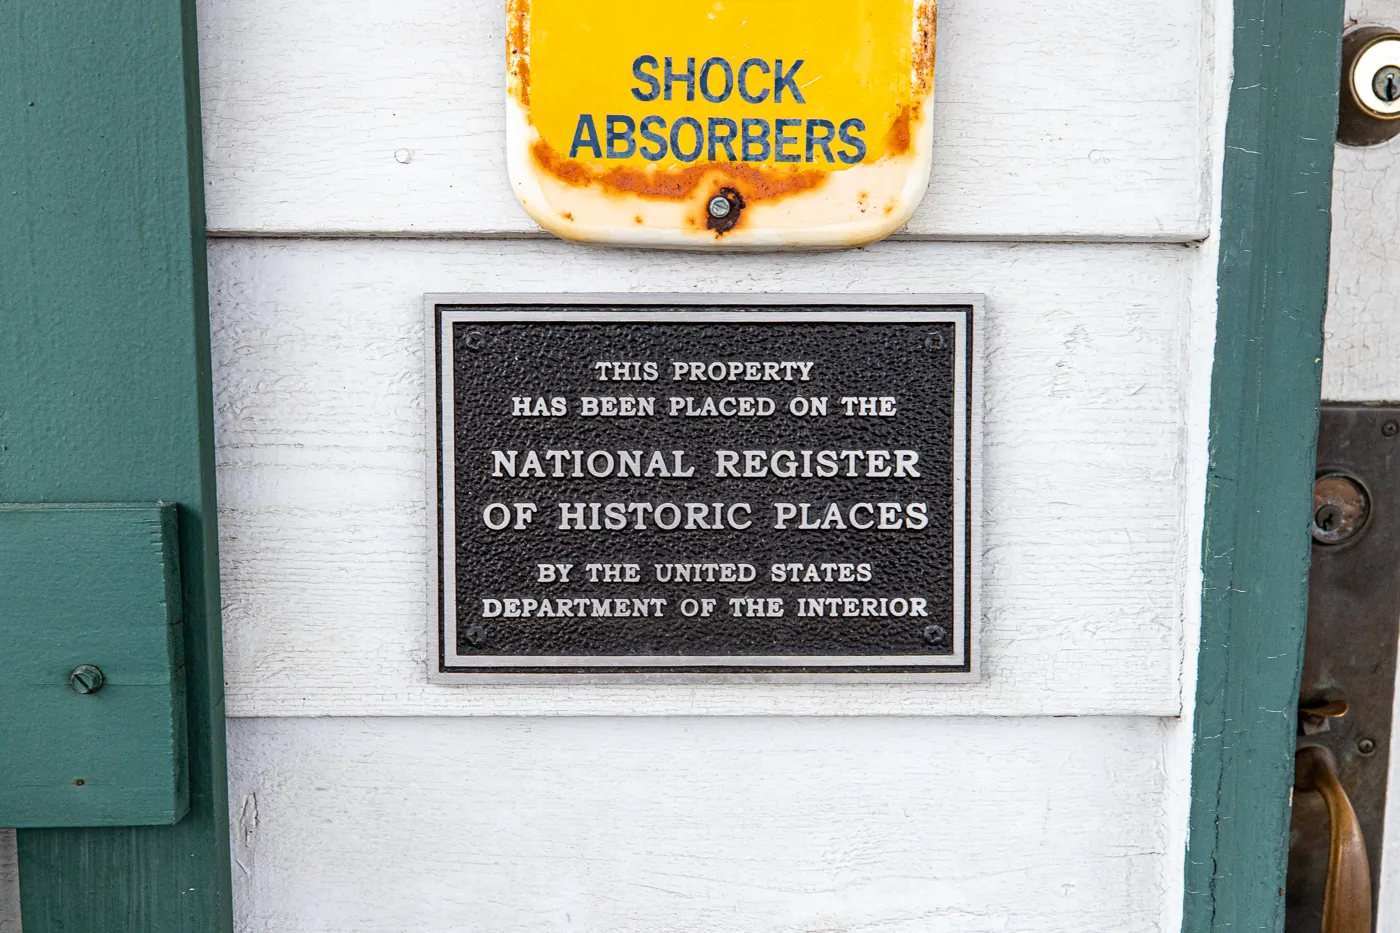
[430,298,979,678]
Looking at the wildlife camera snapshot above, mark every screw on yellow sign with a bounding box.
[506,0,937,249]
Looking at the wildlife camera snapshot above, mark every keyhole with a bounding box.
[1373,66,1400,102]
[1315,503,1343,532]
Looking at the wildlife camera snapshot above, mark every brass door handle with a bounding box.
[1296,745,1372,933]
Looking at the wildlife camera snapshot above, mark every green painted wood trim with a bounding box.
[0,505,187,828]
[1183,2,1344,931]
[1,0,233,927]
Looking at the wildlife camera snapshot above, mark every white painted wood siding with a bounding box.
[205,229,1220,927]
[210,239,1193,719]
[228,716,1175,933]
[0,1,1229,930]
[0,833,17,933]
[195,0,1209,241]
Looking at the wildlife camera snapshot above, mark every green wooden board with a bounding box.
[1,0,234,926]
[0,504,187,827]
[1182,2,1344,931]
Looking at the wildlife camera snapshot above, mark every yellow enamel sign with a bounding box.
[505,0,937,249]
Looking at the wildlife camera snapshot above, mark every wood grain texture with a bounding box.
[0,505,186,828]
[1323,142,1400,402]
[209,238,1195,718]
[1181,0,1343,930]
[227,715,1174,933]
[196,0,1208,241]
[2,0,233,922]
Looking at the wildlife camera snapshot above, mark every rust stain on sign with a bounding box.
[706,186,746,234]
[886,3,937,159]
[505,0,530,108]
[506,0,937,249]
[531,139,827,203]
[884,107,913,157]
[915,0,937,96]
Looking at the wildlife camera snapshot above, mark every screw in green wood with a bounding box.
[69,664,105,695]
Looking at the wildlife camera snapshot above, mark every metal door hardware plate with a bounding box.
[1287,404,1400,932]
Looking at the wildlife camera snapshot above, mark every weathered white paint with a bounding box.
[195,0,1208,241]
[1324,145,1400,398]
[1384,674,1400,930]
[0,831,16,933]
[210,238,1191,719]
[1326,3,1400,925]
[1324,11,1400,402]
[1160,4,1234,930]
[228,715,1172,933]
[0,0,1234,927]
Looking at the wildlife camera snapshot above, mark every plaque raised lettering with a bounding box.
[429,297,980,679]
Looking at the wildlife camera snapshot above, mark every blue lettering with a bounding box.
[837,118,866,164]
[805,119,836,162]
[606,115,636,158]
[569,114,602,159]
[664,57,696,102]
[741,118,771,162]
[708,117,739,161]
[670,116,704,162]
[700,57,734,103]
[774,118,802,163]
[737,59,771,104]
[774,59,806,104]
[631,55,660,102]
[639,115,668,161]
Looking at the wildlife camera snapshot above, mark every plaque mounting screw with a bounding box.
[69,664,104,695]
[707,196,732,219]
[464,331,485,351]
[924,334,944,350]
[1384,419,1399,437]
[463,624,487,648]
[922,625,950,649]
[1359,737,1378,756]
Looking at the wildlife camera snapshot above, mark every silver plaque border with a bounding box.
[425,294,984,684]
